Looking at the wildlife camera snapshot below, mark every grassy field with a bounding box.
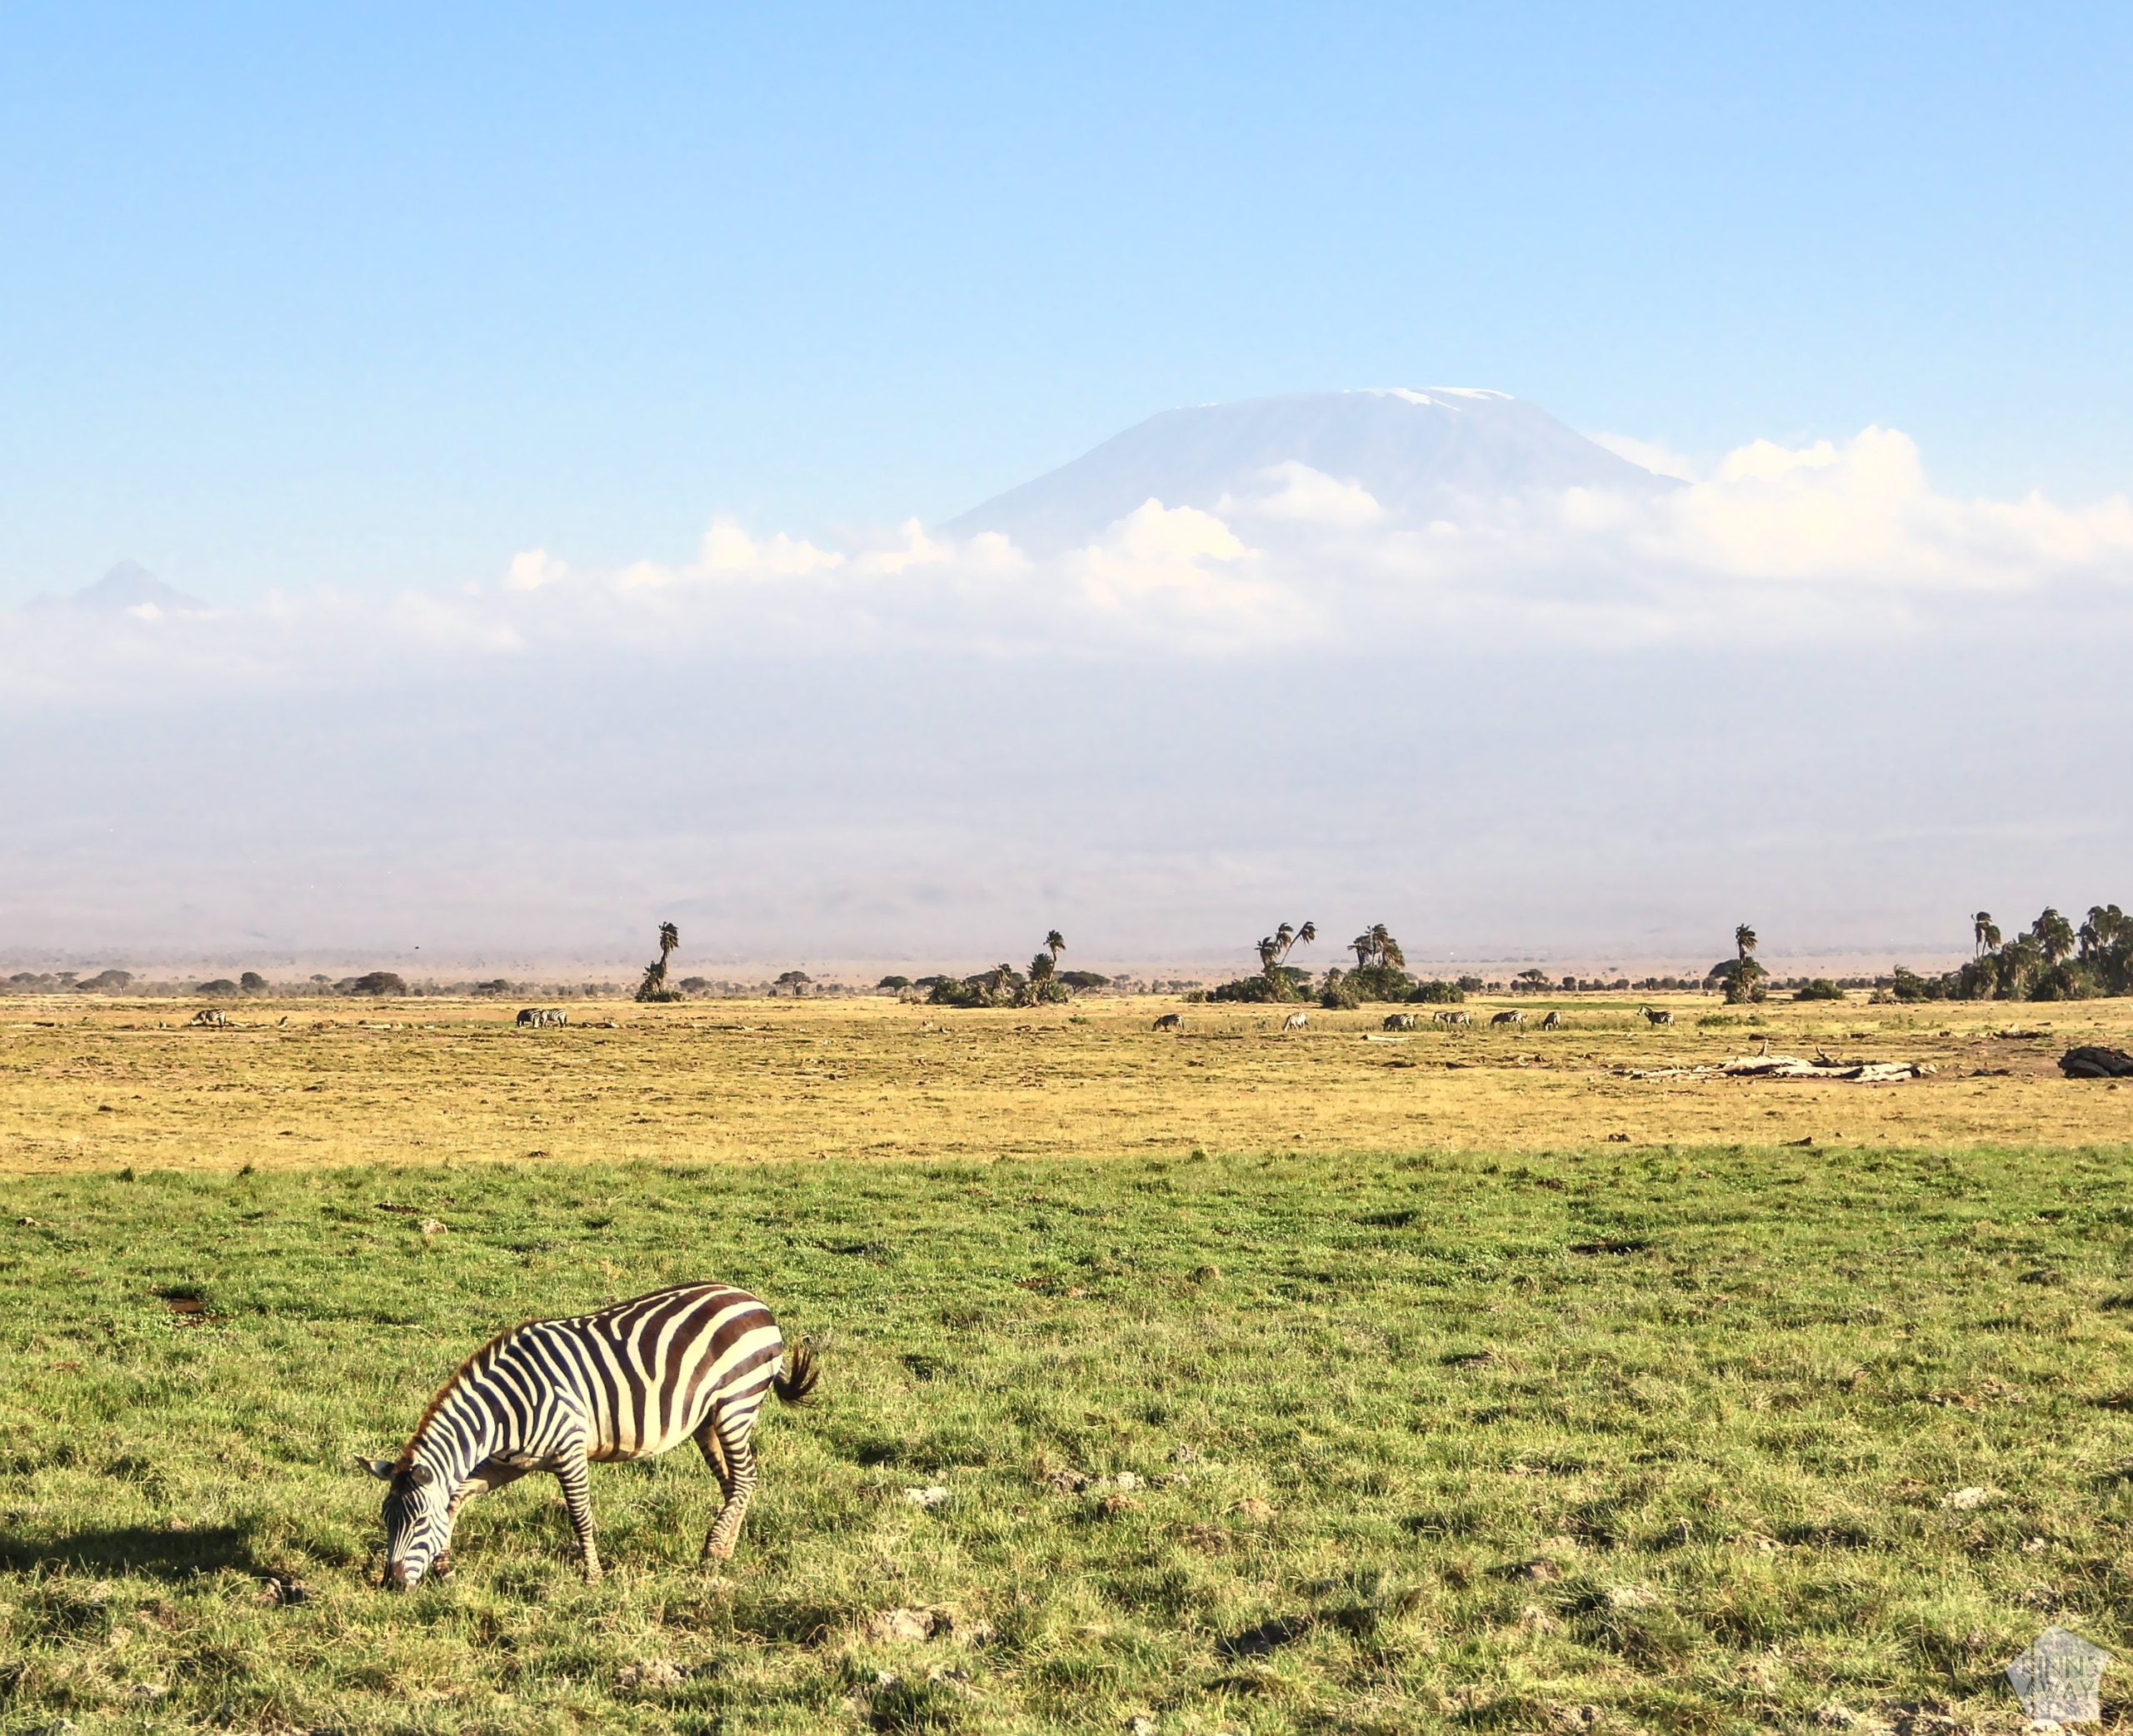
[4,996,2133,1732]
[2,991,2131,1175]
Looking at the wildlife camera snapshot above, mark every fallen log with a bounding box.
[1620,1055,1934,1083]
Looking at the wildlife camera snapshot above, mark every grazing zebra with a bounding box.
[187,1008,230,1028]
[1382,1012,1418,1030]
[1640,1006,1674,1027]
[1281,1011,1309,1031]
[1491,1009,1525,1028]
[1433,1009,1471,1027]
[1152,1012,1181,1031]
[515,1007,567,1029]
[1538,1010,1562,1031]
[359,1283,817,1588]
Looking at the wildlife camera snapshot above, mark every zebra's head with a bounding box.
[358,1455,450,1589]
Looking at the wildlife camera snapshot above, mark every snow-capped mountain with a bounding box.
[945,387,1675,552]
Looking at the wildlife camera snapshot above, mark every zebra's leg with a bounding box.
[696,1415,758,1562]
[553,1455,602,1582]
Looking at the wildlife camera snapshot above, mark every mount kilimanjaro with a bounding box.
[945,387,1676,553]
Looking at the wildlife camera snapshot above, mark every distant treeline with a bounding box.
[12,903,2121,1005]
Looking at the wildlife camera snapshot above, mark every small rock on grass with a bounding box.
[903,1484,950,1509]
[257,1572,312,1606]
[1942,1485,2004,1510]
[862,1607,940,1644]
[617,1659,687,1693]
[861,1606,992,1645]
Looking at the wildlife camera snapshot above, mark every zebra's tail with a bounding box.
[774,1340,821,1406]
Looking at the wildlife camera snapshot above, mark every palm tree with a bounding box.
[2002,932,2045,996]
[1374,924,1405,970]
[1734,924,1758,964]
[1045,930,1065,960]
[2032,907,2076,966]
[1973,910,1999,956]
[636,921,681,1000]
[1257,920,1317,985]
[2079,905,2125,960]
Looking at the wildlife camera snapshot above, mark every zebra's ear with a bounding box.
[356,1455,397,1480]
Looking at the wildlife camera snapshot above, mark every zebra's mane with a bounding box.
[399,1323,520,1466]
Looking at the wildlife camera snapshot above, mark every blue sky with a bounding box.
[3,2,2129,604]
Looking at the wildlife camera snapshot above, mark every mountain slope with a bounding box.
[31,560,207,615]
[945,388,1674,552]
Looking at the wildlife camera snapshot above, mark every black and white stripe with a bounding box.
[361,1283,817,1587]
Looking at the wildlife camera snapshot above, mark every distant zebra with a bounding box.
[1491,1009,1525,1028]
[1433,1009,1471,1027]
[1152,1012,1181,1031]
[187,1008,231,1028]
[516,1007,567,1028]
[1538,1010,1562,1031]
[1382,1012,1418,1030]
[1640,1006,1674,1027]
[360,1283,817,1588]
[1281,1011,1309,1032]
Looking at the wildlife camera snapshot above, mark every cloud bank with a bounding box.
[7,424,2131,701]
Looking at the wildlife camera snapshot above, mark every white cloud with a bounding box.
[1221,461,1386,527]
[503,547,567,591]
[1065,500,1305,644]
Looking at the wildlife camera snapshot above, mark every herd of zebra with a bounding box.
[1152,1005,1680,1035]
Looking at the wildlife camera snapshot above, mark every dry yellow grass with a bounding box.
[3,991,2130,1174]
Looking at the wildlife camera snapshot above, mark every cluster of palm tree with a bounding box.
[1207,920,1320,1003]
[927,932,1071,1007]
[1323,923,1416,1005]
[1928,905,2133,1000]
[1349,924,1405,972]
[1208,919,1469,1006]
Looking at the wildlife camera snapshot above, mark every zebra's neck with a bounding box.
[407,1364,505,1484]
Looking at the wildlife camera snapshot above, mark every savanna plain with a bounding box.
[3,994,2133,1734]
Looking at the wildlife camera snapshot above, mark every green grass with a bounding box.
[4,1145,2133,1733]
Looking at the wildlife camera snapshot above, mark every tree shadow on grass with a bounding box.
[0,1523,262,1580]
